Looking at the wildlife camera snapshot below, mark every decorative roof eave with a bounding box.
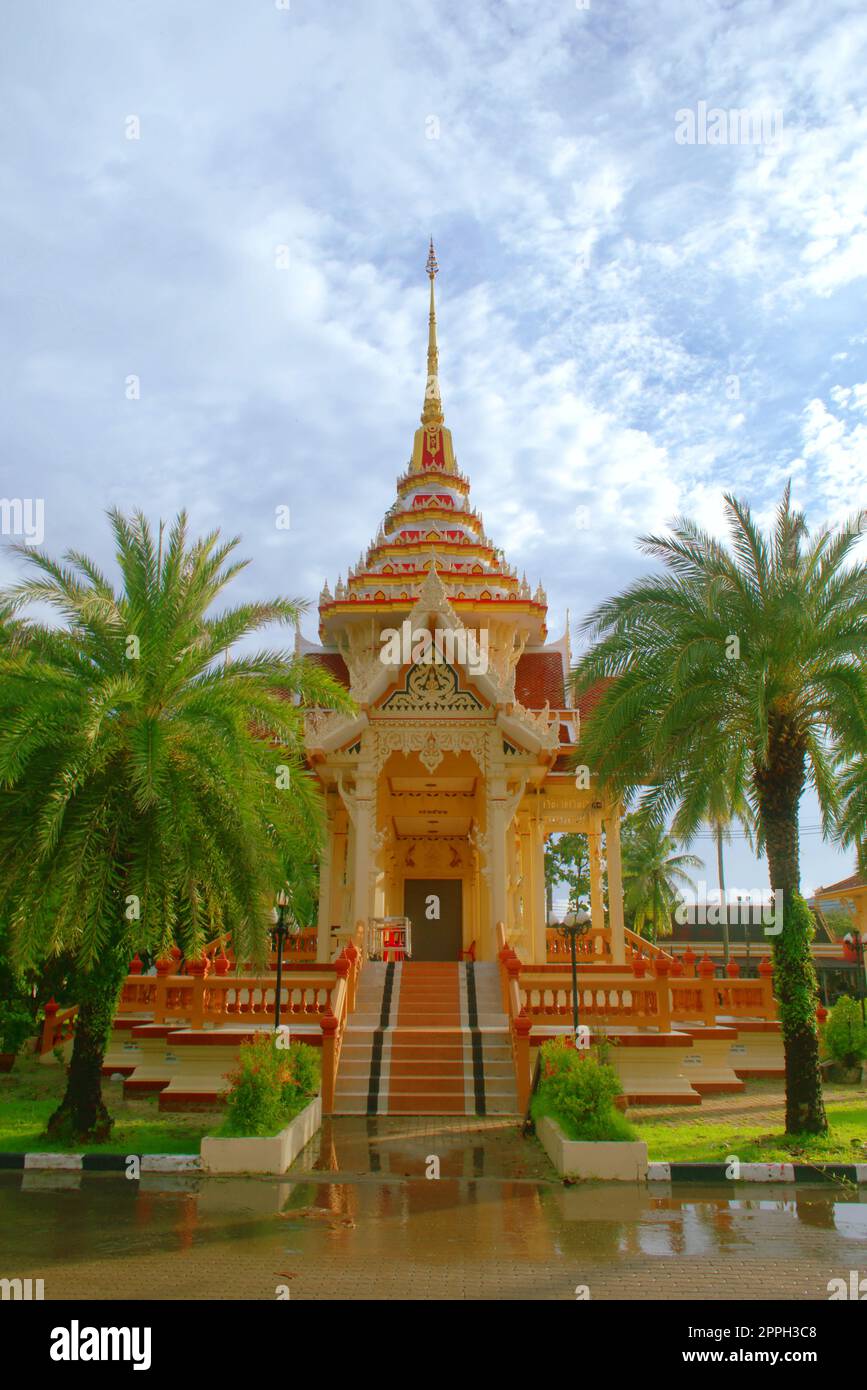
[304,710,368,758]
[320,596,547,616]
[367,538,500,564]
[383,506,483,534]
[397,468,470,495]
[497,706,561,756]
[345,573,521,596]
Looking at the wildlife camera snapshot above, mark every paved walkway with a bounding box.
[288,1114,555,1180]
[630,1077,867,1127]
[1,1116,865,1300]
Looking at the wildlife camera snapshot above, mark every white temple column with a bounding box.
[486,795,508,956]
[485,774,527,957]
[605,806,626,965]
[337,768,376,947]
[316,795,335,962]
[352,770,376,932]
[530,822,548,964]
[588,814,605,938]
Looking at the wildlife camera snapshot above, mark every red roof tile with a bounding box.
[305,652,350,687]
[514,652,565,708]
[573,678,611,721]
[812,872,865,897]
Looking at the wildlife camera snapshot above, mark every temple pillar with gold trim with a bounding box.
[316,793,336,961]
[588,812,605,938]
[485,792,508,957]
[605,807,626,965]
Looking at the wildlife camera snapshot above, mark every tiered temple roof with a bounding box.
[317,241,549,649]
[301,244,593,723]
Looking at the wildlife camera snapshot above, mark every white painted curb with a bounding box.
[647,1161,671,1182]
[23,1153,83,1170]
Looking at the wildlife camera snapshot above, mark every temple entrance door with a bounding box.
[404,879,463,961]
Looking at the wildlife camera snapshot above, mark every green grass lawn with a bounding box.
[0,1055,219,1154]
[629,1079,867,1164]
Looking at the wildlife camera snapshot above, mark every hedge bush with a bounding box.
[531,1036,636,1142]
[822,995,867,1069]
[219,1035,320,1138]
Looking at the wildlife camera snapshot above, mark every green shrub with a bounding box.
[0,1002,35,1056]
[823,996,867,1069]
[288,1042,320,1097]
[531,1036,636,1142]
[219,1035,320,1138]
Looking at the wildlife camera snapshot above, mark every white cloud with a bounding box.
[794,385,867,525]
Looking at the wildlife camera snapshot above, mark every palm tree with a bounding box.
[835,754,867,875]
[572,486,867,1135]
[670,741,756,964]
[621,815,701,942]
[0,510,352,1142]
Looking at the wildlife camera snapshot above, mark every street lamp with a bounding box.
[271,889,290,1033]
[557,906,592,1041]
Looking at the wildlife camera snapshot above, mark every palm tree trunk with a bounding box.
[755,731,827,1136]
[46,949,129,1144]
[716,824,730,966]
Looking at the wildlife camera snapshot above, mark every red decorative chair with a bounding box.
[382,925,407,963]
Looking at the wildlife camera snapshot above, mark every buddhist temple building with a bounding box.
[299,243,626,966]
[80,248,799,1118]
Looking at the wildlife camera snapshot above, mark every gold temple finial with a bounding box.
[421,238,444,426]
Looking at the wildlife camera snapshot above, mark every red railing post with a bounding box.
[320,1011,339,1113]
[41,997,59,1055]
[514,1012,532,1112]
[653,954,672,1032]
[698,953,716,1025]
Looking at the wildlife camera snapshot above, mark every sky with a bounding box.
[1,0,866,895]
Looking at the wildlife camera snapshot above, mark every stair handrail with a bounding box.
[624,926,675,963]
[496,921,532,1111]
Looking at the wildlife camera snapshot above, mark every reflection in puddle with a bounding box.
[1,1122,865,1300]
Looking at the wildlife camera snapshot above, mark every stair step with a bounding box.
[390,1060,466,1076]
[333,961,518,1117]
[388,1078,467,1094]
[386,1095,468,1113]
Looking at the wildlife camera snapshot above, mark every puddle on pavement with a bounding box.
[1,1120,864,1298]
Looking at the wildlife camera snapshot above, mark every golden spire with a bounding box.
[421,238,444,427]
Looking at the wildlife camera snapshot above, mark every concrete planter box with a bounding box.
[538,1115,648,1182]
[200,1096,321,1175]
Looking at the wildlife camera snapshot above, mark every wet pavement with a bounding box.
[1,1117,865,1300]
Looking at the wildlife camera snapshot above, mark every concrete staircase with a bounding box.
[333,961,518,1116]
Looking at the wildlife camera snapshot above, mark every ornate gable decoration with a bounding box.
[381,659,484,714]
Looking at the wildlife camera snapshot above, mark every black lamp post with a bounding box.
[557,906,592,1041]
[271,889,290,1033]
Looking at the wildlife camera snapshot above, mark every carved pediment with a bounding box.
[380,659,484,714]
